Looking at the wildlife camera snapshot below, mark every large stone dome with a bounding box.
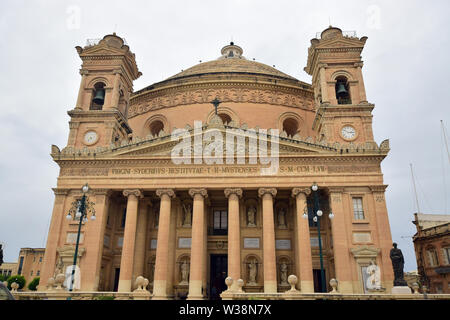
[166,42,297,82]
[133,42,311,98]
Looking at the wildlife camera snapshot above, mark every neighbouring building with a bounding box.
[39,26,395,298]
[413,213,450,293]
[0,248,45,288]
[0,262,18,279]
[17,248,46,286]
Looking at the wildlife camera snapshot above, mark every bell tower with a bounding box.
[67,33,142,148]
[305,27,375,144]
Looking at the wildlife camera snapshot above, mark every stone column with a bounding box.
[153,189,175,299]
[355,62,368,103]
[258,188,277,293]
[292,188,314,293]
[118,189,142,292]
[224,188,243,290]
[370,186,394,292]
[75,70,88,110]
[319,64,329,103]
[328,187,353,293]
[82,189,111,291]
[111,71,121,110]
[39,189,69,291]
[132,199,151,288]
[187,188,208,300]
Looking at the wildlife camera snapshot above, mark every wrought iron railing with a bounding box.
[315,30,357,39]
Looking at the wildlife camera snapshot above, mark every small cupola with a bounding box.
[219,42,245,59]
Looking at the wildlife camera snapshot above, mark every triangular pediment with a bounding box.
[103,126,336,158]
[316,38,365,49]
[80,45,126,57]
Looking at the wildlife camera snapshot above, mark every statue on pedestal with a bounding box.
[247,207,256,227]
[0,244,3,267]
[390,243,408,286]
[280,262,288,285]
[182,203,192,227]
[366,260,382,290]
[277,208,287,228]
[248,259,257,285]
[180,260,189,285]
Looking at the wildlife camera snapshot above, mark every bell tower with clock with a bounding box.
[66,33,142,149]
[305,27,375,145]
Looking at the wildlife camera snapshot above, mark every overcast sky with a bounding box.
[1,0,449,273]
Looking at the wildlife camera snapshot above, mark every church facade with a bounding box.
[40,26,395,299]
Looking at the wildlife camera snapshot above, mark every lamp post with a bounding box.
[303,183,334,293]
[65,183,96,293]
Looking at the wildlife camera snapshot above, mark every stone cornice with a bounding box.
[92,189,113,196]
[224,188,243,199]
[52,188,70,196]
[369,185,388,193]
[291,188,311,198]
[123,189,143,198]
[327,187,345,194]
[188,188,208,199]
[258,188,277,198]
[155,189,176,199]
[55,155,387,168]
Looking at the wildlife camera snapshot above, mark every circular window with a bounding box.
[150,120,164,136]
[282,118,299,136]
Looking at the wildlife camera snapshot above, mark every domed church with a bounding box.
[41,26,394,299]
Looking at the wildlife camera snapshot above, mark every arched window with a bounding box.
[335,76,351,105]
[150,120,165,136]
[218,113,232,125]
[282,118,299,137]
[91,82,106,110]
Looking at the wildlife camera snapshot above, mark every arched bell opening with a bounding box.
[91,82,106,110]
[335,76,351,105]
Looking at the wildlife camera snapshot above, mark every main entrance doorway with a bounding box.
[209,254,227,300]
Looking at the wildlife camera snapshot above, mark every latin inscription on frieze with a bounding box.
[60,164,380,177]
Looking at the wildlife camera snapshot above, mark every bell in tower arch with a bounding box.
[91,82,106,110]
[93,89,105,105]
[336,82,348,97]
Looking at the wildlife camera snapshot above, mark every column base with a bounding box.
[187,280,204,300]
[264,281,277,293]
[299,280,314,293]
[152,280,167,299]
[118,280,132,293]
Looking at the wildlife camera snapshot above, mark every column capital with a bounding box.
[224,188,243,199]
[123,189,143,199]
[79,69,89,76]
[369,185,388,193]
[291,188,311,198]
[52,188,70,196]
[189,188,208,199]
[156,189,176,199]
[258,188,277,198]
[327,187,345,194]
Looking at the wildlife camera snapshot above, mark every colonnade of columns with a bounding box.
[114,187,339,297]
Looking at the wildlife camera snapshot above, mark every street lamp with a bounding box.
[65,183,96,293]
[303,183,334,293]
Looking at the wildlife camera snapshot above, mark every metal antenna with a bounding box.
[410,163,421,214]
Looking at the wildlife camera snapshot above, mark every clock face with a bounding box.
[84,131,98,145]
[341,126,356,140]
